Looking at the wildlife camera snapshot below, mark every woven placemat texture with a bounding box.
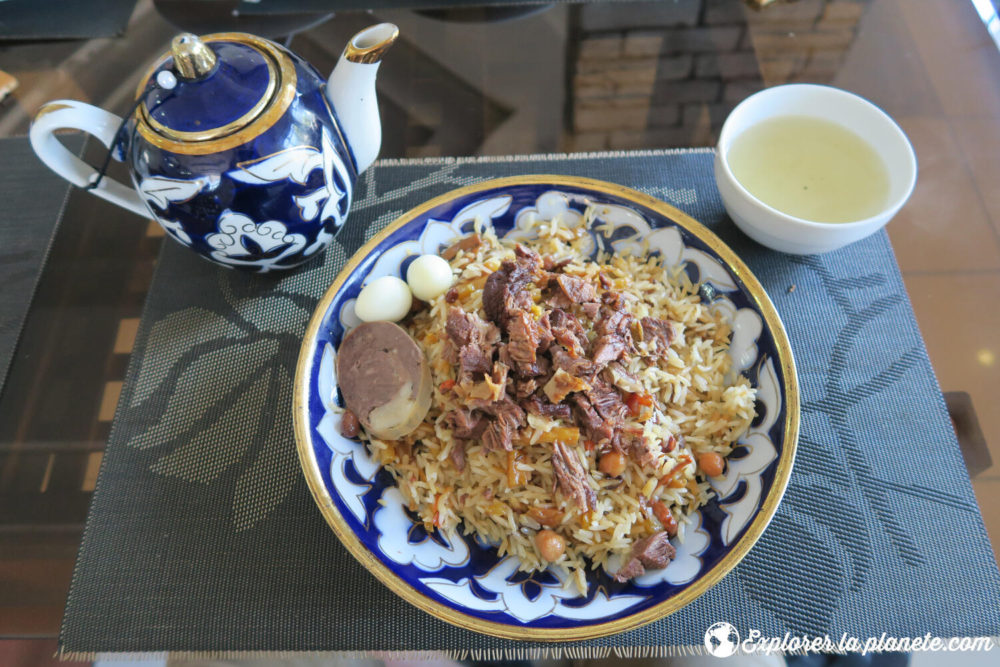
[0,136,83,395]
[60,150,1000,657]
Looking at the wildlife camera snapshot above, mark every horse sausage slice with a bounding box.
[336,321,432,440]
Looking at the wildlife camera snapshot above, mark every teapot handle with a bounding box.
[30,100,150,218]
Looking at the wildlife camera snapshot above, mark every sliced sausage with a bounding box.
[336,321,432,440]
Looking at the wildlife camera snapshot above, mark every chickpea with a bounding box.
[340,410,361,438]
[697,451,725,478]
[598,451,627,477]
[651,500,679,537]
[535,529,566,562]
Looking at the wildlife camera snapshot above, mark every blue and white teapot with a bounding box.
[30,24,398,272]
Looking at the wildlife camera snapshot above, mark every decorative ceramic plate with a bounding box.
[293,175,798,640]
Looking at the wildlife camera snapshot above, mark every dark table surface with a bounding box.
[0,0,999,641]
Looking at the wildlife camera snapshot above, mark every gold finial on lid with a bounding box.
[171,34,217,79]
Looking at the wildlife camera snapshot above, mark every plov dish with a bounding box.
[294,175,798,640]
[341,218,757,594]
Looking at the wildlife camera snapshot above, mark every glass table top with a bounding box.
[0,0,998,639]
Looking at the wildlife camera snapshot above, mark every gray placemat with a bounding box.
[0,136,83,396]
[60,150,1000,658]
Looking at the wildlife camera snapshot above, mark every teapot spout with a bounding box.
[326,23,399,175]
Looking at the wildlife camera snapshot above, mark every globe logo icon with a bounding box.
[704,621,741,658]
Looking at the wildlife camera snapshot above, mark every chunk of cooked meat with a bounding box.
[548,309,588,356]
[483,397,526,432]
[614,558,645,582]
[549,344,595,378]
[603,362,644,394]
[571,393,615,444]
[482,419,513,452]
[591,334,628,367]
[458,344,492,376]
[596,308,633,339]
[512,353,550,380]
[543,255,573,272]
[508,310,541,365]
[543,368,593,404]
[641,316,675,356]
[551,441,596,510]
[474,396,527,452]
[443,408,487,439]
[536,311,555,350]
[482,259,536,326]
[586,377,629,423]
[613,531,676,582]
[446,307,499,380]
[514,243,543,270]
[441,233,482,260]
[626,433,662,468]
[581,302,600,319]
[554,274,598,304]
[521,394,573,421]
[446,307,496,348]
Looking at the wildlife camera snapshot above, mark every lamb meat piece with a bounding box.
[596,309,633,338]
[554,274,598,304]
[641,316,675,356]
[581,302,601,319]
[548,309,588,356]
[522,394,573,421]
[598,272,614,290]
[549,344,594,378]
[482,420,513,452]
[634,531,676,568]
[444,408,487,439]
[613,531,676,582]
[626,433,662,469]
[603,362,644,394]
[508,310,541,365]
[480,397,527,453]
[514,243,543,271]
[536,311,555,350]
[591,334,628,367]
[586,378,628,423]
[513,353,550,380]
[551,441,596,510]
[441,233,482,260]
[446,307,499,380]
[543,255,573,272]
[602,290,626,310]
[446,307,497,348]
[458,344,492,377]
[515,376,544,398]
[543,368,592,404]
[484,396,526,431]
[572,393,615,444]
[613,558,646,582]
[450,441,467,472]
[482,260,535,326]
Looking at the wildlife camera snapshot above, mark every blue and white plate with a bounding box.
[293,175,798,640]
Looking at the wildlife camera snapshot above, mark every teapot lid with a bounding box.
[134,33,297,156]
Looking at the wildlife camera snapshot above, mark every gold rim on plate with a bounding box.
[292,174,799,642]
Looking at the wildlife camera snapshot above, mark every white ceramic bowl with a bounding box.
[714,84,917,255]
